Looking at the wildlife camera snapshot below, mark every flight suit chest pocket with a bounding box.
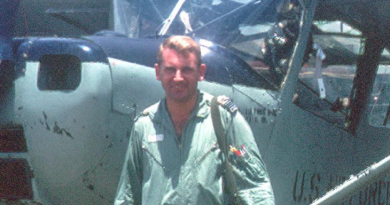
[195,142,218,166]
[193,142,224,190]
[142,144,166,170]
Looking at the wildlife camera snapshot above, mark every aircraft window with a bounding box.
[38,55,81,91]
[227,23,280,89]
[219,1,293,90]
[313,21,362,36]
[368,49,390,128]
[294,21,363,128]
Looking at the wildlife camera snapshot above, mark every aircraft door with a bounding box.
[266,3,390,203]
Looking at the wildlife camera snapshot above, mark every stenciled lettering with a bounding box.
[242,108,277,124]
[292,171,390,204]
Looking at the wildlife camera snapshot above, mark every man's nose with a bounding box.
[173,70,184,81]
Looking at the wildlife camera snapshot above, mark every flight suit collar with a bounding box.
[149,90,211,125]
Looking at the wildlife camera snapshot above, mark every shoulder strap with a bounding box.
[210,96,239,201]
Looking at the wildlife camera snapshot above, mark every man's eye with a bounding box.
[182,67,194,73]
[165,67,175,73]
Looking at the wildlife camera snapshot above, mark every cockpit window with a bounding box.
[226,22,282,90]
[313,21,362,35]
[208,0,298,90]
[293,21,363,129]
[368,49,390,128]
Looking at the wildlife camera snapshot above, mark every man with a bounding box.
[114,36,275,204]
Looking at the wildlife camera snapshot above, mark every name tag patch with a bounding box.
[148,134,164,143]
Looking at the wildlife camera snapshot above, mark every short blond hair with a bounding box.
[157,36,202,67]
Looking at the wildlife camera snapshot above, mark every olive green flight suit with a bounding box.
[114,91,274,205]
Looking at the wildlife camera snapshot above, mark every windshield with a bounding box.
[113,0,280,39]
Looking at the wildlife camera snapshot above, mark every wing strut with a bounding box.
[157,0,187,36]
[311,155,390,205]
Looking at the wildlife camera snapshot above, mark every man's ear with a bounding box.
[198,64,206,81]
[155,63,161,80]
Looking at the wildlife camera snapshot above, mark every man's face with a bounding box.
[155,48,206,103]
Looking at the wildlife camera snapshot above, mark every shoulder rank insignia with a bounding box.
[217,95,238,113]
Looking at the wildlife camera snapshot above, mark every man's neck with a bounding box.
[166,95,198,137]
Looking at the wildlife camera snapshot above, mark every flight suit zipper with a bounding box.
[178,139,183,204]
[177,122,187,205]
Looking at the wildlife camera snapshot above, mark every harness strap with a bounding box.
[210,96,239,203]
